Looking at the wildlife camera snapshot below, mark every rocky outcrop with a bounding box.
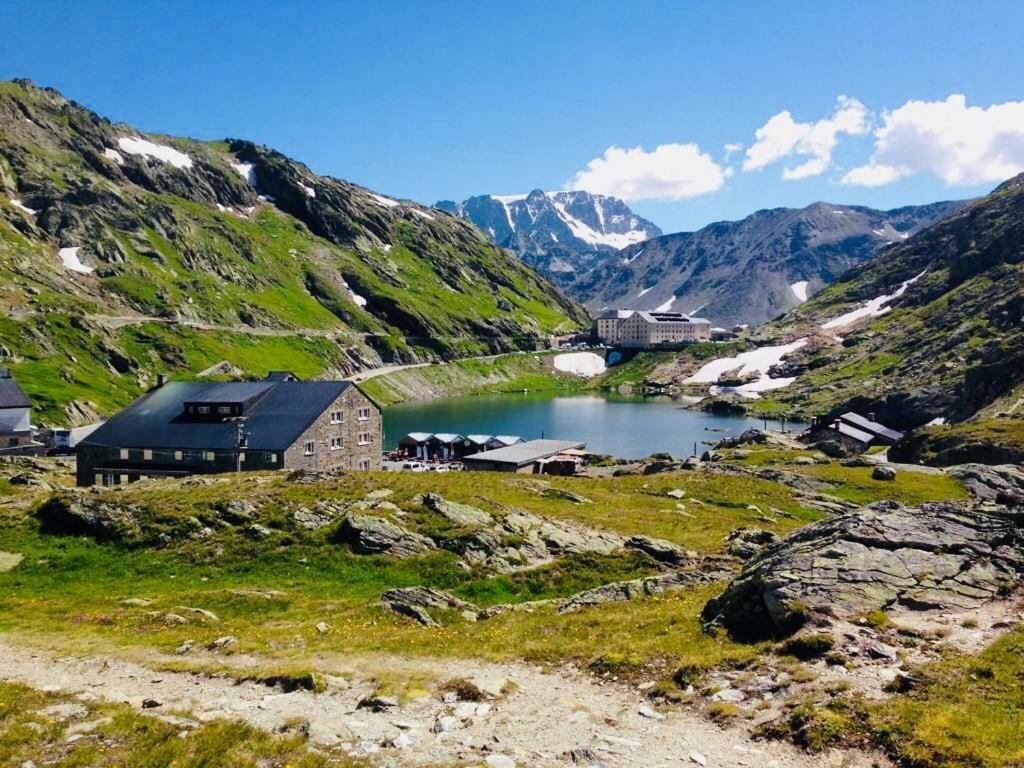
[35,494,144,542]
[703,500,1024,640]
[380,587,477,627]
[623,535,694,567]
[558,570,720,614]
[333,514,436,558]
[947,464,1024,504]
[421,493,493,526]
[724,528,778,560]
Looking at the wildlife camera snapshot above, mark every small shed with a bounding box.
[837,413,904,444]
[426,433,465,461]
[398,432,433,460]
[462,439,586,474]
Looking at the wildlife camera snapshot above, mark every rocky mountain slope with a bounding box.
[436,189,661,284]
[572,200,968,327]
[0,80,587,425]
[667,173,1024,428]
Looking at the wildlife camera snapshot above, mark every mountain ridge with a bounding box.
[0,79,587,424]
[571,198,970,327]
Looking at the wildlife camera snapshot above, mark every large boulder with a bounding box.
[334,514,436,558]
[703,500,1024,640]
[380,587,477,626]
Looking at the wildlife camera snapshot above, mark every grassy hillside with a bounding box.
[0,79,587,425]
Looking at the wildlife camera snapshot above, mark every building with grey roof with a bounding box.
[0,368,44,456]
[617,311,711,348]
[462,439,586,474]
[76,376,381,487]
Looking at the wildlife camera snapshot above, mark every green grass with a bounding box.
[799,464,970,506]
[0,680,345,768]
[865,627,1024,767]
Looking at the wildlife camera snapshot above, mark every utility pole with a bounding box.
[233,417,249,473]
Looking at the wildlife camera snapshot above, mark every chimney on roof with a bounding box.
[868,412,876,421]
[833,419,841,431]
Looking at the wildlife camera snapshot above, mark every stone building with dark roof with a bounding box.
[0,368,44,456]
[76,377,381,487]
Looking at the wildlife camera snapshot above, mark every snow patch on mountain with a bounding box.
[821,270,926,329]
[553,352,607,377]
[653,296,676,312]
[103,148,124,164]
[370,194,401,209]
[686,339,808,398]
[59,247,94,274]
[10,198,37,216]
[117,136,193,169]
[790,281,809,301]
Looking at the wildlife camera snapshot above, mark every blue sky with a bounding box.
[3,0,1024,233]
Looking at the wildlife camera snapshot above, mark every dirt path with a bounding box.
[0,638,884,768]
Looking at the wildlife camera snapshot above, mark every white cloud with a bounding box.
[743,96,869,180]
[568,143,729,202]
[723,142,743,159]
[842,94,1024,187]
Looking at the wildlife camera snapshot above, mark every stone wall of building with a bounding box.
[283,385,382,472]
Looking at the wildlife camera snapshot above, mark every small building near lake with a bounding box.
[803,411,905,454]
[462,439,586,474]
[397,432,522,461]
[619,311,711,348]
[76,376,381,487]
[0,369,45,456]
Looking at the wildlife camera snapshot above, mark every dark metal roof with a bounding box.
[80,380,357,451]
[0,376,30,409]
[462,439,585,466]
[839,412,904,442]
[184,381,274,405]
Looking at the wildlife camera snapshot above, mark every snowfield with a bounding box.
[102,148,124,164]
[821,270,926,330]
[116,136,193,169]
[685,339,808,398]
[370,193,401,209]
[58,247,94,274]
[790,281,809,302]
[231,161,256,185]
[411,208,436,221]
[301,184,316,198]
[553,352,607,377]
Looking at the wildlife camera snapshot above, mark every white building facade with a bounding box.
[619,311,712,348]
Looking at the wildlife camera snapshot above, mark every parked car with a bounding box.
[402,461,426,472]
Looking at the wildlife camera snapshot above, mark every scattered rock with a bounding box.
[689,751,708,766]
[357,695,399,712]
[118,597,153,607]
[175,606,220,623]
[246,523,273,539]
[210,635,237,649]
[216,499,257,523]
[666,489,685,499]
[871,466,896,481]
[485,755,516,768]
[141,698,161,709]
[712,687,745,703]
[315,621,330,634]
[0,551,24,573]
[432,715,458,733]
[380,587,477,626]
[39,702,88,721]
[334,514,436,558]
[174,641,193,655]
[558,570,718,614]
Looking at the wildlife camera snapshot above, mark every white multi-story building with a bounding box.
[594,309,634,344]
[618,311,712,348]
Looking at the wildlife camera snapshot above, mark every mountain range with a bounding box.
[0,80,587,424]
[436,189,661,283]
[570,200,969,327]
[684,173,1024,426]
